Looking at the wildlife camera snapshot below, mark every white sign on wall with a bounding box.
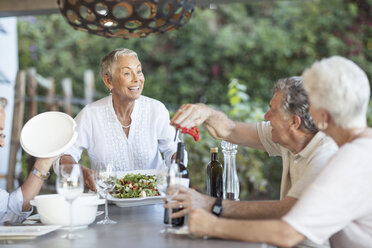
[0,17,18,189]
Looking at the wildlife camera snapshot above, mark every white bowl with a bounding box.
[31,193,104,227]
[20,111,78,158]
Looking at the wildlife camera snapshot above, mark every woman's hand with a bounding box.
[82,166,96,191]
[60,155,96,191]
[188,208,219,237]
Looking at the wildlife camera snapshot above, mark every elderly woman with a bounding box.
[60,48,178,187]
[185,56,372,247]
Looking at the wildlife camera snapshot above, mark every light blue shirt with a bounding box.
[0,187,33,224]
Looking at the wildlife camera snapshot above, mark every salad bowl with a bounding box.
[109,169,163,207]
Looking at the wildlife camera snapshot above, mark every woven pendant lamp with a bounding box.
[57,0,196,39]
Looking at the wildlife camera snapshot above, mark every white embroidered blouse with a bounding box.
[64,95,177,170]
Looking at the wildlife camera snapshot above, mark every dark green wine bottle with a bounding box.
[206,147,223,197]
[163,142,189,227]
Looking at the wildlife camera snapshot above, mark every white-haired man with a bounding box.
[174,57,372,247]
[169,76,338,248]
[0,97,56,224]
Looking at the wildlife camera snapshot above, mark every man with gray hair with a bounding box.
[0,97,57,224]
[169,77,338,247]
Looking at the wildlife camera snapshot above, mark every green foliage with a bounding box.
[18,1,372,105]
[185,79,281,199]
[17,0,372,199]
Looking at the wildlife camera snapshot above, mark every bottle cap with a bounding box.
[210,147,218,153]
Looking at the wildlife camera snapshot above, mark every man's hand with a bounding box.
[170,103,237,141]
[163,186,214,218]
[188,208,219,237]
[170,103,212,129]
[81,166,96,191]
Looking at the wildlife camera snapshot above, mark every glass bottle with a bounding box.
[163,141,189,227]
[206,147,223,198]
[221,141,239,200]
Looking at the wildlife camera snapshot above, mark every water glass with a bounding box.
[56,163,84,239]
[93,162,117,225]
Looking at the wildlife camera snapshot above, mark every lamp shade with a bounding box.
[57,0,196,39]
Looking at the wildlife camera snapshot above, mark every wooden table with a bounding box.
[1,203,272,248]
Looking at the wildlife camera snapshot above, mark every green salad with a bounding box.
[111,173,160,198]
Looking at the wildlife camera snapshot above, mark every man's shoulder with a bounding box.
[305,132,338,162]
[314,132,338,150]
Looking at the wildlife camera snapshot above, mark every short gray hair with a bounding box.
[302,56,370,129]
[100,48,138,80]
[273,76,317,133]
[0,97,7,109]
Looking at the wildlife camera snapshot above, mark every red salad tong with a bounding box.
[174,124,199,142]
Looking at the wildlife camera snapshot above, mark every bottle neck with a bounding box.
[176,142,185,165]
[176,142,188,179]
[210,152,218,161]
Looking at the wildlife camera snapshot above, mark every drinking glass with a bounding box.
[56,163,84,239]
[156,160,180,233]
[93,162,117,224]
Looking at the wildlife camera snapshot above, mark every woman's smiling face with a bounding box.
[110,55,145,101]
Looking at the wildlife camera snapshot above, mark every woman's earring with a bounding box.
[318,122,328,130]
[109,88,112,95]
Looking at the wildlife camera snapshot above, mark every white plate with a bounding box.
[26,214,40,221]
[109,169,163,207]
[20,111,77,158]
[25,215,89,230]
[0,225,61,240]
[108,195,163,207]
[60,225,88,230]
[26,211,103,222]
